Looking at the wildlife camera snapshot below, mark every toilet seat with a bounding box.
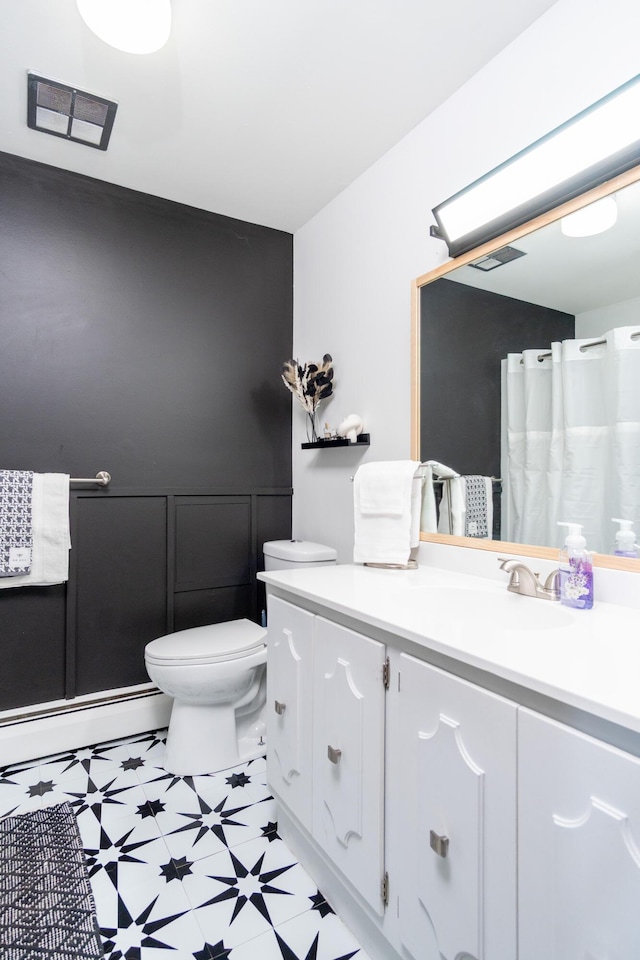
[145,619,267,666]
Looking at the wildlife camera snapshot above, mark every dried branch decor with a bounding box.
[281,354,334,442]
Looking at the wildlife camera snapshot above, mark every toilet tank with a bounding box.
[263,539,337,570]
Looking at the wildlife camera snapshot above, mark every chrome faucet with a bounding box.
[498,558,560,601]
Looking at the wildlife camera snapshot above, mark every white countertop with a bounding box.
[259,562,640,736]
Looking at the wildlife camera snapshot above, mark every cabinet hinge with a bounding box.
[382,657,390,690]
[381,871,389,907]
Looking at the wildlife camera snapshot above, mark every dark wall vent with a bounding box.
[27,72,118,150]
[468,245,527,272]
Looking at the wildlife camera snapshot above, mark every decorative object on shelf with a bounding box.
[281,353,334,444]
[337,414,364,444]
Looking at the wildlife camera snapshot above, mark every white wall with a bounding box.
[293,0,640,561]
[576,294,640,340]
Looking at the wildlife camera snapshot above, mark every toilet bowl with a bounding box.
[145,619,268,776]
[144,539,336,776]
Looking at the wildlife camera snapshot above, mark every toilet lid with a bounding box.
[145,619,267,663]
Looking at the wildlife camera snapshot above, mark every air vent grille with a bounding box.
[468,245,527,272]
[27,72,117,151]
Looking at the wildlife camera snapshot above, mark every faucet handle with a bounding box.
[498,557,521,590]
[543,569,561,597]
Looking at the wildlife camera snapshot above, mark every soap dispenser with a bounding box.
[611,518,640,558]
[557,522,594,610]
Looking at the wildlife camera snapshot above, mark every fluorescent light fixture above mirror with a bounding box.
[76,0,171,55]
[431,73,640,258]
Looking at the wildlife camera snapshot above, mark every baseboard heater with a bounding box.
[0,683,172,768]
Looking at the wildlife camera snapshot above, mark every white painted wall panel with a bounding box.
[293,0,640,561]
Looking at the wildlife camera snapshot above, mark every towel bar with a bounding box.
[70,471,111,486]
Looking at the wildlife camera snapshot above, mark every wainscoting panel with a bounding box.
[0,585,66,711]
[73,496,168,696]
[0,489,291,712]
[173,585,254,632]
[175,497,252,589]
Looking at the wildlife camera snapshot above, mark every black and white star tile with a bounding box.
[0,730,369,960]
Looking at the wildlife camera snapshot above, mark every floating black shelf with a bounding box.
[301,433,370,450]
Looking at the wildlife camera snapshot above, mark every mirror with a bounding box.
[412,165,640,570]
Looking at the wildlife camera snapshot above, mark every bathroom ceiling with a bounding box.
[0,0,558,233]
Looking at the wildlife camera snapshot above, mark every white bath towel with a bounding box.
[437,477,466,535]
[353,461,420,565]
[409,476,422,549]
[420,461,460,534]
[0,473,70,589]
[423,460,459,480]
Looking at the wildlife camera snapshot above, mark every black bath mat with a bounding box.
[0,801,104,959]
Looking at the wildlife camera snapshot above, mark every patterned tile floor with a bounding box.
[0,730,370,960]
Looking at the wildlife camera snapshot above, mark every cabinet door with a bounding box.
[312,616,386,915]
[519,708,640,960]
[266,596,315,829]
[395,654,517,960]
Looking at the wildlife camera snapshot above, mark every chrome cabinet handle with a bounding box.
[429,830,449,858]
[327,745,342,764]
[274,700,286,715]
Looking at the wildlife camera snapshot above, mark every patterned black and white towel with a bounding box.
[0,469,33,577]
[464,475,490,538]
[0,802,104,959]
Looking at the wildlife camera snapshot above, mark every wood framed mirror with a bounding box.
[412,164,640,572]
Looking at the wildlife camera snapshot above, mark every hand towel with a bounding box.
[410,476,422,548]
[421,461,461,535]
[463,475,494,539]
[0,473,70,589]
[436,475,494,538]
[0,470,34,577]
[420,465,438,534]
[437,477,466,535]
[356,461,414,516]
[353,461,420,565]
[420,460,460,533]
[423,460,460,480]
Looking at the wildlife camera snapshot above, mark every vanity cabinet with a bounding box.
[266,596,315,829]
[518,708,640,959]
[392,654,517,960]
[312,615,386,914]
[266,596,386,913]
[266,594,518,957]
[263,575,640,960]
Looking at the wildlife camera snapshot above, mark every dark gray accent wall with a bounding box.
[0,152,293,711]
[420,278,574,537]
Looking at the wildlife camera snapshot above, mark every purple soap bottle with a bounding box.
[558,522,594,610]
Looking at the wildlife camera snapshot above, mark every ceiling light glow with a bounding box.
[76,0,171,55]
[561,196,618,237]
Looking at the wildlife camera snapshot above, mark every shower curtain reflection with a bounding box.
[502,326,640,553]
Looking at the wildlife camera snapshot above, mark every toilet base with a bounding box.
[163,699,266,776]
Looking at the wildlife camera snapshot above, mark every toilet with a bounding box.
[144,539,336,776]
